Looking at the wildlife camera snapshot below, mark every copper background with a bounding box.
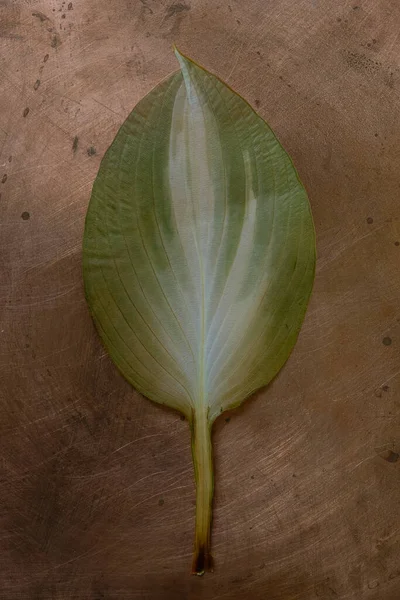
[1,0,399,598]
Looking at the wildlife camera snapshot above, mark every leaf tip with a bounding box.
[173,44,187,69]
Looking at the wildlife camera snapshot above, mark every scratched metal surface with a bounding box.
[1,1,400,598]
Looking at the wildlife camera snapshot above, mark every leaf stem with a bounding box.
[191,410,214,575]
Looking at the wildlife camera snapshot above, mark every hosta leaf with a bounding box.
[83,48,316,575]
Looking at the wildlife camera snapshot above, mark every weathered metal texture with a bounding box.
[0,1,399,598]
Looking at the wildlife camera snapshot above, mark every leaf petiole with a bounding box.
[191,410,214,575]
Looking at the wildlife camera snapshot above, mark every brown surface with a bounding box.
[1,1,400,598]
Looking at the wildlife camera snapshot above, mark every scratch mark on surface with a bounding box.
[319,222,387,271]
[271,502,284,532]
[92,97,124,118]
[379,369,400,388]
[97,465,192,507]
[67,465,125,480]
[111,432,164,453]
[6,285,79,308]
[227,39,246,79]
[0,67,23,93]
[23,400,80,427]
[302,339,335,355]
[349,454,377,472]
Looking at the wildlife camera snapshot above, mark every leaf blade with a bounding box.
[84,49,315,417]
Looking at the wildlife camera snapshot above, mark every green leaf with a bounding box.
[83,48,316,575]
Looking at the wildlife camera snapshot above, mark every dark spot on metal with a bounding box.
[139,0,154,15]
[366,217,373,224]
[385,451,399,463]
[32,11,49,22]
[8,156,12,162]
[225,417,230,423]
[68,2,73,9]
[236,18,241,24]
[374,132,378,137]
[389,571,400,580]
[21,211,30,220]
[126,415,131,421]
[23,107,29,117]
[382,336,392,346]
[386,71,394,88]
[158,498,164,506]
[372,38,377,44]
[337,17,342,22]
[61,13,66,18]
[87,146,97,156]
[34,79,40,90]
[382,385,389,392]
[292,473,297,477]
[2,174,7,183]
[72,136,79,153]
[395,241,400,246]
[344,50,379,75]
[44,53,49,62]
[255,99,260,107]
[250,475,254,479]
[51,34,61,48]
[353,5,359,9]
[165,2,190,19]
